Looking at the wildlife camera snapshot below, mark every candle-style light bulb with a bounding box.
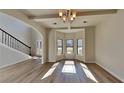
[72,12,76,18]
[59,12,63,17]
[63,16,66,21]
[70,16,74,21]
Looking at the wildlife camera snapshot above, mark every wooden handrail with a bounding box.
[0,28,31,55]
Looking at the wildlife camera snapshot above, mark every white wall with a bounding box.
[95,10,124,82]
[0,42,31,68]
[85,27,95,63]
[48,30,56,62]
[0,12,31,46]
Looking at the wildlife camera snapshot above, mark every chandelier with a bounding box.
[59,9,76,23]
[59,9,76,31]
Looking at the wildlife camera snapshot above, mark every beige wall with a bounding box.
[95,10,124,82]
[85,27,95,63]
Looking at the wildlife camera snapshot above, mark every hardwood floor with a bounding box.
[0,59,121,83]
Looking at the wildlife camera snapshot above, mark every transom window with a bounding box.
[57,39,63,55]
[66,39,74,54]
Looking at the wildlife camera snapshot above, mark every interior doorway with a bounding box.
[36,40,42,57]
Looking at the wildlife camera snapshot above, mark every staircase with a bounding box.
[0,28,31,55]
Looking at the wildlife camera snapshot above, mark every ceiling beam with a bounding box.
[77,9,117,16]
[52,26,95,30]
[29,9,117,21]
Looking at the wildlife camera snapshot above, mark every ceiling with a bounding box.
[20,9,117,31]
[21,9,99,17]
[56,28,85,33]
[34,15,114,29]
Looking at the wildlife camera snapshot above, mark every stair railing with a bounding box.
[0,28,31,55]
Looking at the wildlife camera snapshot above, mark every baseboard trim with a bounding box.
[96,62,123,83]
[56,59,65,62]
[85,60,95,63]
[0,58,33,69]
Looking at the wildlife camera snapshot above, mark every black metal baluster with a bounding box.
[0,28,31,55]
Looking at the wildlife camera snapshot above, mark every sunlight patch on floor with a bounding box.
[32,56,42,59]
[41,63,59,80]
[62,61,76,74]
[80,63,98,83]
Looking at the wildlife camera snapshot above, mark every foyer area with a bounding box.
[0,59,121,83]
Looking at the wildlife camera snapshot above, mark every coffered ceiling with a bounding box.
[20,9,117,29]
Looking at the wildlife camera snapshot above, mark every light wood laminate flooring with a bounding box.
[0,59,121,83]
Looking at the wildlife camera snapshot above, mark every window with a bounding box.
[77,39,83,55]
[66,39,74,54]
[36,40,42,57]
[57,39,63,55]
[36,40,42,49]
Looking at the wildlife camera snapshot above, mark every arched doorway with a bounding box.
[31,29,44,64]
[0,12,44,64]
